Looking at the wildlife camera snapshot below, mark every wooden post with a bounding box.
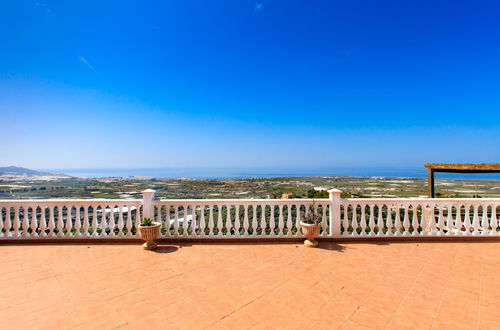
[428,168,435,198]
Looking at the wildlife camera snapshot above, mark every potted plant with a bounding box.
[138,218,161,250]
[300,204,321,247]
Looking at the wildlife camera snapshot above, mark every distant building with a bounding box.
[281,193,294,199]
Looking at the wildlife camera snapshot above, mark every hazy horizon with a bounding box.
[24,166,500,180]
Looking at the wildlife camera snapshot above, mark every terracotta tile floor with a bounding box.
[1,241,499,330]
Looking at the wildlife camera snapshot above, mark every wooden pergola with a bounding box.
[424,163,500,198]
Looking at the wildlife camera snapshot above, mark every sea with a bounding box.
[46,167,500,180]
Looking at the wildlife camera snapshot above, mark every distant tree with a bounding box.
[306,189,329,198]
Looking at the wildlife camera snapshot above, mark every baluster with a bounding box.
[126,205,133,237]
[182,205,189,237]
[4,207,12,237]
[312,203,319,236]
[164,205,171,238]
[75,206,82,237]
[174,206,179,237]
[13,207,20,237]
[286,205,293,237]
[0,206,4,238]
[491,205,498,236]
[156,205,162,238]
[368,205,375,236]
[261,205,267,236]
[480,205,488,235]
[234,205,241,236]
[471,205,479,236]
[446,204,456,236]
[377,205,384,236]
[351,204,358,236]
[359,205,367,236]
[63,206,73,237]
[454,205,462,236]
[463,205,471,235]
[56,206,64,237]
[48,206,55,237]
[382,205,390,236]
[30,206,38,237]
[21,207,29,237]
[394,204,402,236]
[341,204,348,236]
[191,205,198,237]
[321,204,327,237]
[243,205,249,237]
[277,205,284,237]
[294,205,299,236]
[91,206,98,237]
[392,204,400,236]
[108,205,116,237]
[192,204,197,236]
[399,205,408,236]
[135,206,142,231]
[437,205,444,236]
[270,205,276,236]
[426,205,435,236]
[83,206,89,237]
[226,205,232,236]
[252,205,258,236]
[65,206,73,237]
[191,204,197,236]
[208,205,214,237]
[412,205,419,236]
[217,205,223,237]
[99,205,108,237]
[117,205,124,237]
[344,204,351,236]
[200,205,206,237]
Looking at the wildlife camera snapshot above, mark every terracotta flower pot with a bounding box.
[139,222,161,250]
[300,221,320,247]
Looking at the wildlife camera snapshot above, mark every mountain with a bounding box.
[0,166,68,177]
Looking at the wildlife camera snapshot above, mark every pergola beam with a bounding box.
[424,163,500,198]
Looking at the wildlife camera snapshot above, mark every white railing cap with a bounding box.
[328,188,342,193]
[142,189,156,193]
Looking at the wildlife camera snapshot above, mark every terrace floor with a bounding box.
[1,241,499,330]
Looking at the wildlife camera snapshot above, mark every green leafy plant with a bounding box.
[140,218,154,226]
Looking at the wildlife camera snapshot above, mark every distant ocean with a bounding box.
[46,168,500,180]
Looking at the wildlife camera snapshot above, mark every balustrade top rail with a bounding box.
[0,189,498,240]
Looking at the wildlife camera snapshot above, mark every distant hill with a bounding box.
[0,166,68,177]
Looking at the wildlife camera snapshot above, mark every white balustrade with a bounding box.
[339,199,500,237]
[152,199,328,239]
[0,200,141,239]
[0,189,498,240]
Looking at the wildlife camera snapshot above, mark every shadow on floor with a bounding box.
[152,245,180,254]
[315,242,348,252]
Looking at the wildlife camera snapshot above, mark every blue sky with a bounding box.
[0,0,499,170]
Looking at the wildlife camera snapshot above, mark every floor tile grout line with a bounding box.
[384,245,436,329]
[477,248,483,329]
[429,245,458,330]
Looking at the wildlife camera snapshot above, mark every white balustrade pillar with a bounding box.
[328,189,342,237]
[142,189,156,220]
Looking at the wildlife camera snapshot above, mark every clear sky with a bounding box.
[1,0,499,170]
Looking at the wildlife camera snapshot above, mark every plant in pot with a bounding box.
[138,218,161,250]
[300,203,321,247]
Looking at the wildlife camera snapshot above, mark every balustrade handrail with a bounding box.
[342,198,500,202]
[153,198,328,204]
